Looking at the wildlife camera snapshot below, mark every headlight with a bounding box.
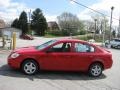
[11,53,20,58]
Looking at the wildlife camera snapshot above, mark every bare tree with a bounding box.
[57,12,84,36]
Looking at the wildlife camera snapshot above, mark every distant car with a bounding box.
[88,39,95,43]
[20,34,34,40]
[105,38,120,49]
[8,39,113,77]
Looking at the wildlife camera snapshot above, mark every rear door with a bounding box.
[70,42,96,71]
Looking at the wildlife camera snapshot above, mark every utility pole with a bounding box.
[28,9,31,35]
[109,6,114,43]
[118,16,120,38]
[102,16,106,46]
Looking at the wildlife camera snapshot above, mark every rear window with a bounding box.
[113,39,120,42]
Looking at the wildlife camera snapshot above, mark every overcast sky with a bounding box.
[0,0,120,26]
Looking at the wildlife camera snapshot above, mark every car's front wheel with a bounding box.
[105,43,108,47]
[88,63,103,77]
[117,45,120,49]
[21,60,39,75]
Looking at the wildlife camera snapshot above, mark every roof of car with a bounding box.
[56,38,88,43]
[55,38,99,47]
[112,38,120,40]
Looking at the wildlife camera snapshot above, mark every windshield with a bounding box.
[36,40,57,50]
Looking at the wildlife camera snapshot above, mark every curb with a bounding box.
[0,50,11,53]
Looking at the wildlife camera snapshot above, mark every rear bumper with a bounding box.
[104,58,113,70]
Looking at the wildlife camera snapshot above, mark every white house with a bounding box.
[1,27,22,38]
[0,19,22,38]
[0,19,5,36]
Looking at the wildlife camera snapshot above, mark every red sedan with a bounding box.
[8,39,113,77]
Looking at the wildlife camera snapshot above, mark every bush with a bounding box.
[47,29,86,36]
[79,30,86,35]
[47,30,62,36]
[73,34,93,41]
[61,30,70,36]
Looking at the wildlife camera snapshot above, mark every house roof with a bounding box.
[48,21,58,28]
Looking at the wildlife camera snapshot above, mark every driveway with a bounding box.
[0,38,120,90]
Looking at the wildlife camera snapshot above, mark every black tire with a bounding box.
[21,60,39,75]
[88,63,103,77]
[105,43,109,48]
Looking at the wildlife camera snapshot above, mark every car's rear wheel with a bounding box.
[21,60,38,75]
[88,63,103,77]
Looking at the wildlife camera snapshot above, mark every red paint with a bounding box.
[8,39,113,72]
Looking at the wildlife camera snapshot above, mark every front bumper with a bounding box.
[8,56,22,69]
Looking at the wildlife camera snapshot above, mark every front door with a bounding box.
[41,42,74,71]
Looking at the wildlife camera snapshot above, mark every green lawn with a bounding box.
[44,33,103,43]
[44,33,60,38]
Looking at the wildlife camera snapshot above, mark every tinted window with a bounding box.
[75,43,95,52]
[114,39,120,42]
[36,40,57,50]
[49,42,71,52]
[112,39,120,42]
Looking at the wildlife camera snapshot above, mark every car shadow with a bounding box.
[0,64,107,81]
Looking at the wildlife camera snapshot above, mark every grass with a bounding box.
[72,34,93,41]
[72,34,103,42]
[44,33,60,38]
[44,33,103,43]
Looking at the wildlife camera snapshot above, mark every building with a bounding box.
[0,19,21,38]
[47,21,59,31]
[0,19,5,36]
[1,27,22,38]
[0,19,5,28]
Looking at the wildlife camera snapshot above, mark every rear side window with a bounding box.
[75,43,95,52]
[114,39,120,42]
[112,39,120,42]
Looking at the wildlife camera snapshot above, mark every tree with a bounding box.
[57,12,84,36]
[11,18,19,28]
[90,14,110,40]
[31,8,47,36]
[18,11,28,34]
[91,14,109,34]
[112,30,116,38]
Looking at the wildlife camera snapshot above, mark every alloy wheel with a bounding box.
[22,60,38,75]
[89,63,102,77]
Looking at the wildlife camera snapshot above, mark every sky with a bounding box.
[0,0,120,26]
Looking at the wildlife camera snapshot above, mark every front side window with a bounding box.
[75,43,95,52]
[48,42,71,52]
[36,40,57,50]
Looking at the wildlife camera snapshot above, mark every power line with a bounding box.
[70,0,119,21]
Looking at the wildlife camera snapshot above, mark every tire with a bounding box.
[88,63,103,77]
[21,60,39,75]
[105,43,108,47]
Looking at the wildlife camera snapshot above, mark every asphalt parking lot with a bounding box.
[0,48,120,90]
